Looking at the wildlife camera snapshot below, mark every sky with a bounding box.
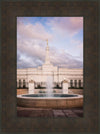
[17,17,83,69]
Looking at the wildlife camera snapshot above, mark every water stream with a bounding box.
[46,75,53,97]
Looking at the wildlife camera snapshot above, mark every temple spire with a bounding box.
[46,39,48,47]
[45,39,50,64]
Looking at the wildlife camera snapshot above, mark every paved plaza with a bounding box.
[17,107,83,117]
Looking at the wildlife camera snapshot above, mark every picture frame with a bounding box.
[1,0,99,133]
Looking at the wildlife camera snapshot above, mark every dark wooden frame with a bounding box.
[1,1,99,133]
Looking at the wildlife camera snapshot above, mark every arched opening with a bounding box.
[19,79,21,88]
[70,80,73,88]
[23,79,26,88]
[79,80,81,88]
[75,80,77,88]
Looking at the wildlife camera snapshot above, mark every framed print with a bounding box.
[17,16,84,118]
[1,0,99,133]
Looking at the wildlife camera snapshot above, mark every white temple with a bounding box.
[17,40,83,91]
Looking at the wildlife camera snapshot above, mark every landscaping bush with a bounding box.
[53,90,56,93]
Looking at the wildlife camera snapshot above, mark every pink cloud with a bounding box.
[17,17,83,69]
[17,21,52,40]
[17,37,83,69]
[17,38,46,61]
[70,17,83,30]
[47,17,83,36]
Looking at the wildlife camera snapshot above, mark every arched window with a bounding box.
[75,80,77,88]
[79,80,81,88]
[19,79,21,88]
[70,80,73,87]
[23,79,26,88]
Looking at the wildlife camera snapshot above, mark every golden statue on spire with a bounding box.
[46,39,48,46]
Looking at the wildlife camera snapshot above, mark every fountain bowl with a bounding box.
[17,94,83,108]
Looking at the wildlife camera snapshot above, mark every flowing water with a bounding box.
[46,75,53,97]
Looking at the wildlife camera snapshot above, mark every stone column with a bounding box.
[81,81,83,88]
[62,80,68,94]
[28,80,35,94]
[76,80,78,88]
[21,79,23,88]
[77,80,79,88]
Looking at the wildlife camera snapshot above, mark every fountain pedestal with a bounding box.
[29,80,34,94]
[62,80,68,94]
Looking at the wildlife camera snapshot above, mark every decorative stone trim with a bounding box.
[29,80,34,83]
[63,80,68,83]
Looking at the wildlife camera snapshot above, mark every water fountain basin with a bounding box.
[17,94,83,108]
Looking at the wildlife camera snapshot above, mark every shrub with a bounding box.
[39,90,43,93]
[53,90,56,93]
[39,90,46,93]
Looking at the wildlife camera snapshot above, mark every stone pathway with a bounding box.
[17,107,83,117]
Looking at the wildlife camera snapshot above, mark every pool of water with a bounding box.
[22,94,78,98]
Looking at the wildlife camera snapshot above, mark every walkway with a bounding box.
[17,107,83,117]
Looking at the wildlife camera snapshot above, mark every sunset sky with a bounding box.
[17,17,83,69]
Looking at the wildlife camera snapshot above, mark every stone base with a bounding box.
[17,95,83,108]
[28,90,34,94]
[62,81,68,94]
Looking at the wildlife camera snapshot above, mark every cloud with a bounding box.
[17,38,46,68]
[46,17,83,37]
[73,39,83,61]
[50,47,83,68]
[17,38,83,69]
[17,17,83,69]
[17,20,52,41]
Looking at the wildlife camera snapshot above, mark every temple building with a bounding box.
[17,40,83,90]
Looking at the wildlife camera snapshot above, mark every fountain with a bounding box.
[17,70,83,109]
[17,77,83,108]
[17,80,83,108]
[17,93,83,108]
[46,75,53,97]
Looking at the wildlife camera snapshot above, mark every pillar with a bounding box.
[62,80,68,94]
[28,80,35,94]
[21,79,23,88]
